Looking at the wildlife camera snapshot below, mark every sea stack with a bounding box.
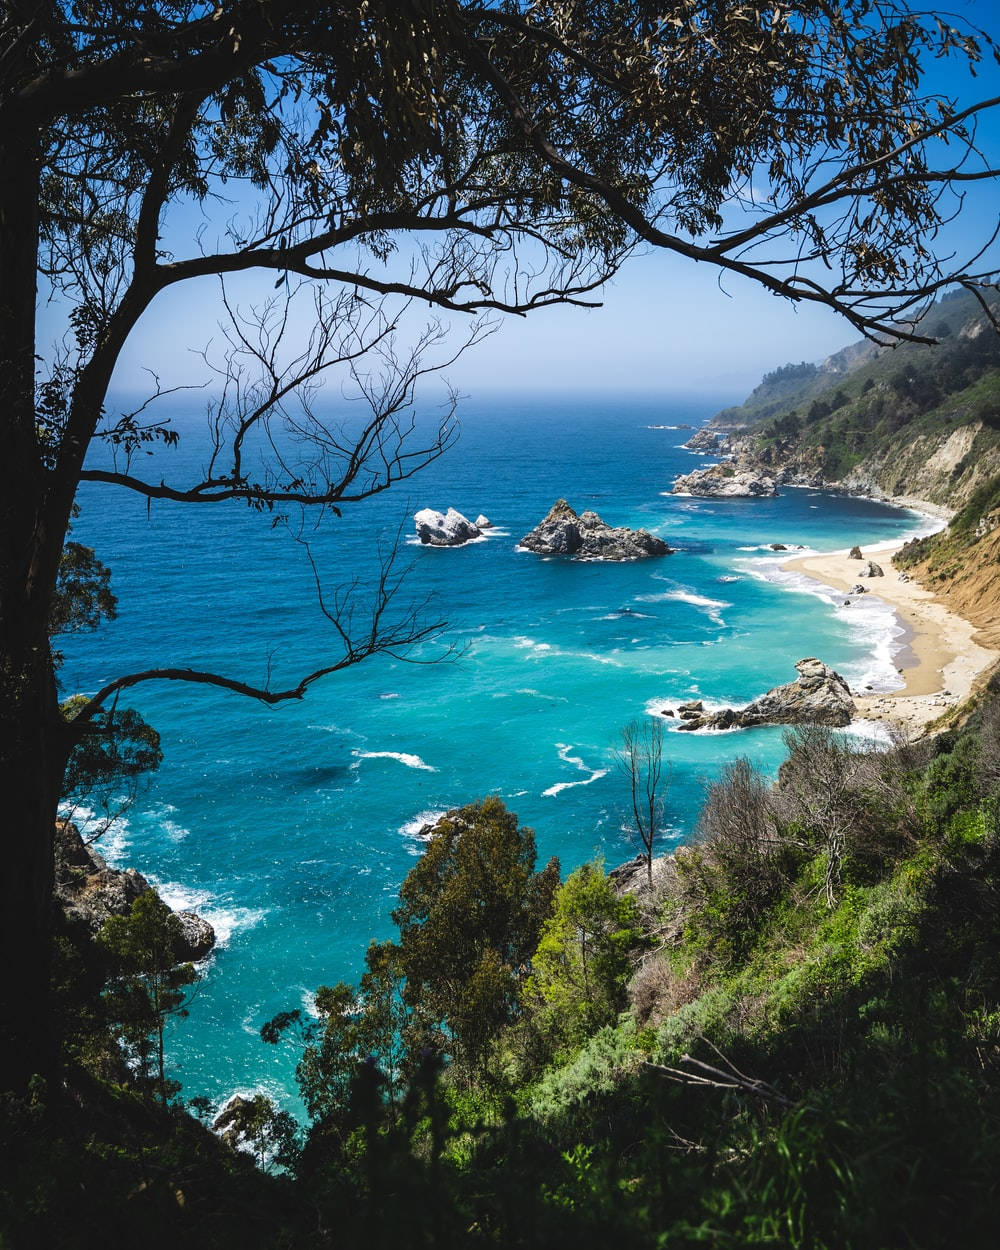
[414,507,482,546]
[519,500,671,560]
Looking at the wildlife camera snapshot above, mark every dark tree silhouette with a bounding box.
[2,0,999,1089]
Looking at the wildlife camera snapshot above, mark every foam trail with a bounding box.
[543,743,609,797]
[353,750,437,772]
[736,552,907,694]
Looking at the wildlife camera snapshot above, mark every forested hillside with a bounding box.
[710,289,1000,509]
[6,685,1000,1248]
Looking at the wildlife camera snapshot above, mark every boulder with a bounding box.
[849,545,863,559]
[850,584,867,594]
[674,658,856,732]
[519,500,671,560]
[858,560,884,578]
[769,543,787,551]
[55,820,215,962]
[474,514,493,529]
[414,507,481,546]
[671,465,778,498]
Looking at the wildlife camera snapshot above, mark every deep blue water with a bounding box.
[62,391,932,1111]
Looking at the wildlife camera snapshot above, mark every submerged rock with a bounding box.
[55,820,215,961]
[672,465,778,498]
[414,507,482,546]
[671,658,856,732]
[519,500,671,560]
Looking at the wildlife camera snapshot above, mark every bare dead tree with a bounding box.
[617,717,669,888]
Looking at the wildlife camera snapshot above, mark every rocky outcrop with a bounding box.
[858,560,884,577]
[683,428,728,453]
[849,545,863,559]
[672,464,778,498]
[668,658,856,732]
[474,514,493,530]
[414,507,482,546]
[519,500,671,560]
[55,820,215,961]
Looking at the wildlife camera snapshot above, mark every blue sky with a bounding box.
[61,8,1000,406]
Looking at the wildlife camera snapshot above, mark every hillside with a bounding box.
[706,287,1000,511]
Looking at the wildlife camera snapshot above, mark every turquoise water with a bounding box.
[62,391,932,1110]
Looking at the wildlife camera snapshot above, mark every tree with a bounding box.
[617,717,669,888]
[526,860,646,1060]
[98,891,199,1108]
[213,1092,301,1173]
[281,939,410,1125]
[2,0,999,1091]
[391,798,559,1074]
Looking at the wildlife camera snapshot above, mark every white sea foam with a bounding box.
[644,693,747,722]
[542,743,609,798]
[636,586,729,625]
[149,878,267,948]
[60,803,133,865]
[736,553,906,694]
[352,750,437,772]
[842,719,895,748]
[398,809,447,839]
[378,692,401,700]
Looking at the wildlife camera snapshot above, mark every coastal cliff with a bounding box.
[681,288,1000,665]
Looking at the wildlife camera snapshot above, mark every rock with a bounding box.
[858,560,884,577]
[474,514,493,529]
[519,499,671,560]
[173,911,216,961]
[678,700,703,712]
[661,709,675,717]
[674,658,855,732]
[769,543,787,551]
[607,853,672,899]
[849,545,863,559]
[414,507,481,546]
[682,428,723,452]
[672,465,778,498]
[850,584,867,594]
[54,820,215,962]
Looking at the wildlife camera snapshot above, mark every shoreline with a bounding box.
[781,536,999,738]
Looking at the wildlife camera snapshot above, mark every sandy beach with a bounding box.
[782,540,1000,738]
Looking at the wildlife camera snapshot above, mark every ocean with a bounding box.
[61,390,935,1111]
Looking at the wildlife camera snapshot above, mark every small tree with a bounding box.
[289,939,409,1125]
[617,719,668,888]
[527,861,646,1058]
[98,892,198,1108]
[213,1093,301,1173]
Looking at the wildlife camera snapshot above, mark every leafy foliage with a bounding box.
[392,798,559,1074]
[98,893,200,1108]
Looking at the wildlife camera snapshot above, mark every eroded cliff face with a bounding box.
[900,523,1000,650]
[837,421,1000,511]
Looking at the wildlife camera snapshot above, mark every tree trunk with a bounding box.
[0,117,63,1092]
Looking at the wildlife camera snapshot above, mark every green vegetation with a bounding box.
[724,289,1000,495]
[8,688,1000,1247]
